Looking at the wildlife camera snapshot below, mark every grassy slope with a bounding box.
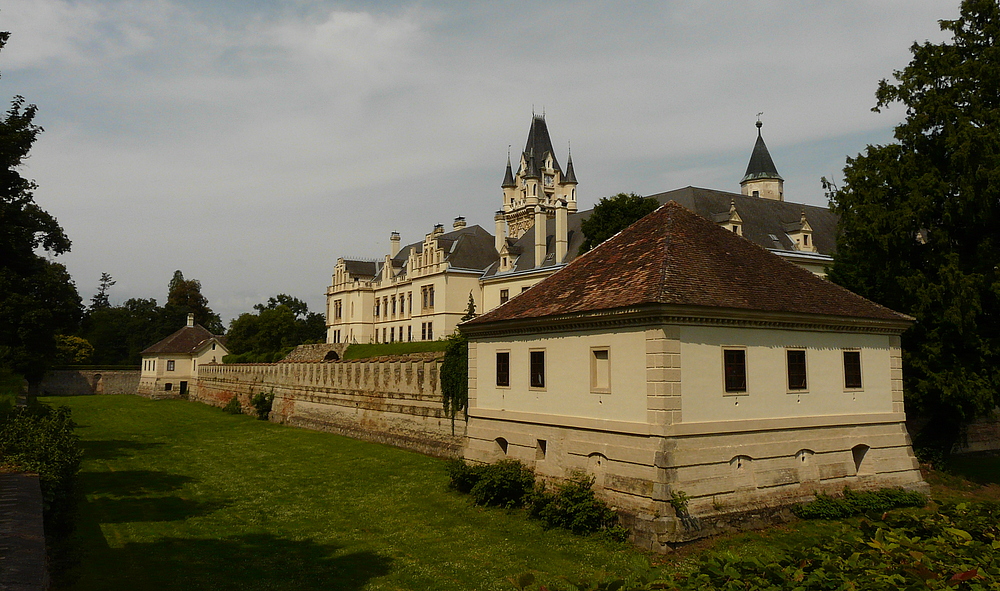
[343,341,449,360]
[48,395,649,591]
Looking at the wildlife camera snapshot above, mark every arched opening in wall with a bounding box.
[795,449,814,466]
[587,453,607,488]
[495,437,508,456]
[852,444,872,475]
[324,351,340,361]
[795,449,818,482]
[730,455,756,489]
[92,374,103,395]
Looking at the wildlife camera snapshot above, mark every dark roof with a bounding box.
[482,210,587,277]
[466,202,908,326]
[388,225,498,274]
[563,153,577,184]
[502,157,516,188]
[142,324,223,355]
[651,187,837,255]
[518,115,561,175]
[742,123,783,183]
[343,260,378,277]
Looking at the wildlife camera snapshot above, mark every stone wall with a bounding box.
[40,369,139,396]
[192,352,464,458]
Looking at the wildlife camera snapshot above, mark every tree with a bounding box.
[225,294,326,362]
[164,270,224,334]
[825,0,1000,455]
[0,31,82,399]
[461,292,477,322]
[89,272,115,312]
[578,192,659,254]
[54,335,94,365]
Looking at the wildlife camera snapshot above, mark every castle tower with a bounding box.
[740,120,784,201]
[501,114,578,240]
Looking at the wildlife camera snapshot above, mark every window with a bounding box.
[421,322,433,340]
[391,296,396,316]
[374,301,380,318]
[530,350,545,388]
[496,352,510,387]
[167,360,175,372]
[421,323,427,340]
[844,351,863,389]
[803,234,810,247]
[723,349,747,393]
[390,327,395,342]
[334,300,343,320]
[164,383,172,391]
[752,190,760,198]
[211,343,216,350]
[407,325,412,341]
[591,348,610,392]
[426,322,433,340]
[500,289,509,304]
[428,286,434,308]
[521,286,531,293]
[787,350,807,390]
[408,292,412,314]
[383,328,387,343]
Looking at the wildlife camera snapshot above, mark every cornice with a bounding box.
[461,304,911,339]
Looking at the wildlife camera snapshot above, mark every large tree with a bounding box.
[0,31,82,399]
[225,295,325,362]
[164,270,224,334]
[825,0,1000,454]
[578,192,659,254]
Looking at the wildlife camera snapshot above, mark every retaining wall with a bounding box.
[192,353,464,458]
[39,369,139,396]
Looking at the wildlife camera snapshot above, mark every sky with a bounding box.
[2,0,959,325]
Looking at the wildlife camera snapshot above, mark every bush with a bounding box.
[0,403,82,525]
[250,389,274,420]
[446,459,487,494]
[222,395,242,415]
[468,459,535,509]
[792,487,927,519]
[528,473,619,535]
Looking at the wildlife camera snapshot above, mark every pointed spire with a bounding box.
[524,148,540,179]
[563,142,578,184]
[502,146,516,188]
[522,114,561,173]
[741,119,783,183]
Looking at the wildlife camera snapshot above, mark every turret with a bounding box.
[740,119,784,201]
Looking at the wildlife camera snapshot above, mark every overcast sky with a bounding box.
[3,0,958,325]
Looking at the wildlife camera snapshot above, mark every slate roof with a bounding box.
[141,324,225,355]
[379,225,498,283]
[742,122,783,183]
[466,202,909,326]
[518,115,562,175]
[343,260,378,277]
[651,187,837,255]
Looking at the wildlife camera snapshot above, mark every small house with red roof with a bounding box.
[460,201,926,550]
[137,314,228,399]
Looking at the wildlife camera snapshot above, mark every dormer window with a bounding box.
[782,212,816,252]
[713,200,743,237]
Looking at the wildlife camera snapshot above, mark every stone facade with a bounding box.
[40,369,139,396]
[192,353,463,458]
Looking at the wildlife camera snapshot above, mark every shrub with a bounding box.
[446,459,486,494]
[528,473,619,535]
[250,389,274,420]
[222,395,242,415]
[468,459,535,508]
[792,487,927,519]
[0,403,82,525]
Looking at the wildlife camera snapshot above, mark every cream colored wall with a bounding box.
[741,178,783,200]
[679,325,894,425]
[481,271,555,313]
[474,327,648,424]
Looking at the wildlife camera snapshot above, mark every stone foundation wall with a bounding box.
[193,353,464,458]
[40,369,139,396]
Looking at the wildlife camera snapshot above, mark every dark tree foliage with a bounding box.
[578,192,659,254]
[440,330,468,433]
[826,0,1000,454]
[165,270,224,334]
[225,294,326,362]
[0,32,82,397]
[82,298,173,365]
[89,272,115,311]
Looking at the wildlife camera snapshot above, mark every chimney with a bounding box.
[390,231,400,257]
[187,313,195,327]
[534,205,546,268]
[453,216,466,230]
[555,199,568,263]
[494,211,506,254]
[433,223,444,237]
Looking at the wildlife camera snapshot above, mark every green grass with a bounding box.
[46,395,650,591]
[343,341,449,360]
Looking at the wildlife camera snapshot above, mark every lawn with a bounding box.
[46,395,650,591]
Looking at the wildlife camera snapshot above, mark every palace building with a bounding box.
[325,115,839,344]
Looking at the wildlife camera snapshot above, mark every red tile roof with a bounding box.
[141,324,223,355]
[465,201,910,326]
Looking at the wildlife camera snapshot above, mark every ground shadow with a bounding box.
[56,533,392,591]
[948,452,1000,485]
[79,470,195,496]
[81,439,165,461]
[85,496,226,523]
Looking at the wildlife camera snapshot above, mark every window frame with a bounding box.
[590,347,611,394]
[495,351,510,388]
[166,359,175,372]
[722,348,748,394]
[843,350,863,390]
[786,349,808,392]
[529,349,546,390]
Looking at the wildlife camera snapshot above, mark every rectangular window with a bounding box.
[374,301,380,318]
[500,289,509,304]
[167,360,175,372]
[383,328,387,343]
[427,322,433,340]
[844,351,863,389]
[391,296,396,316]
[787,350,807,390]
[334,300,343,320]
[390,327,395,342]
[530,350,545,389]
[428,286,434,308]
[723,349,747,393]
[591,348,610,392]
[421,322,427,341]
[521,286,531,293]
[408,292,412,314]
[496,352,510,387]
[407,325,412,342]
